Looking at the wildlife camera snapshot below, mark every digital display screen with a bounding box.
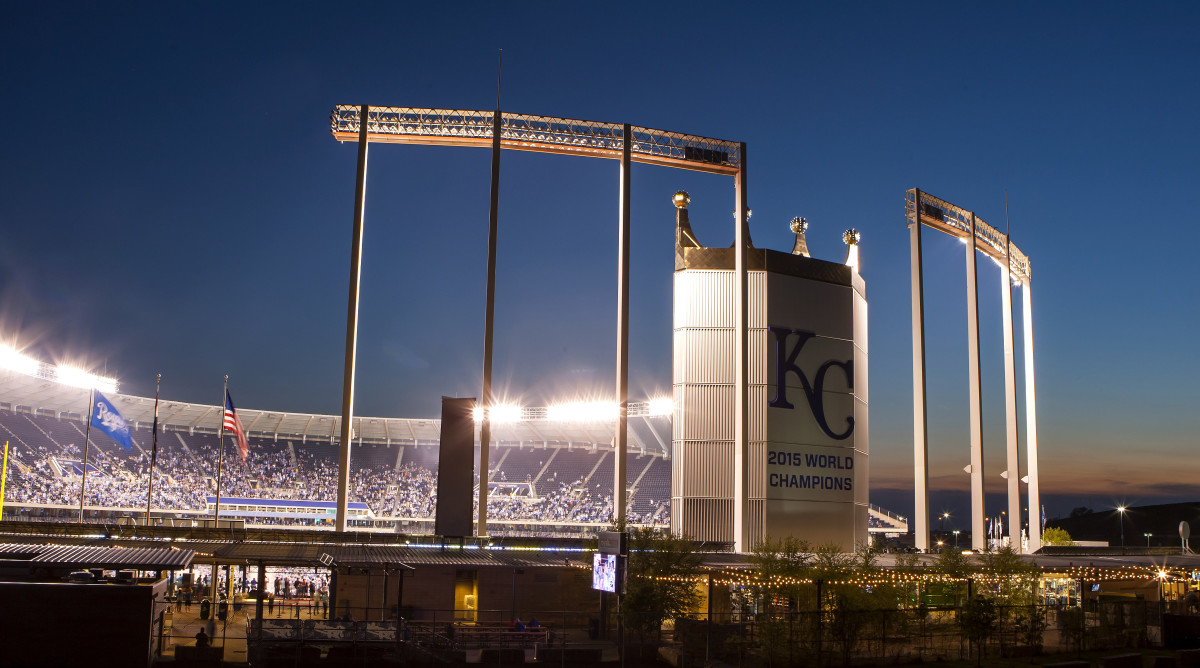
[592,552,618,593]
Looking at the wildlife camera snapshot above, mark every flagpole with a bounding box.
[211,375,229,605]
[78,386,96,523]
[144,374,161,526]
[213,375,228,525]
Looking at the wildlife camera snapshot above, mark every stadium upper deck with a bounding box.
[0,369,670,453]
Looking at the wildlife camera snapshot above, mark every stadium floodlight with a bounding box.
[0,345,39,376]
[473,403,523,424]
[646,398,674,417]
[54,365,118,393]
[547,401,619,423]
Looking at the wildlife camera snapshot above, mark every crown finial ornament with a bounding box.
[843,228,861,271]
[790,216,812,257]
[672,191,691,209]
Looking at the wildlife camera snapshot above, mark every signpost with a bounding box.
[597,531,628,667]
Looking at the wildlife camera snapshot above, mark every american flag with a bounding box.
[224,390,249,460]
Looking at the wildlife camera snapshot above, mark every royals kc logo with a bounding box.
[767,326,855,441]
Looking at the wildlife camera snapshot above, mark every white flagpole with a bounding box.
[213,375,229,524]
[211,375,229,604]
[78,386,96,523]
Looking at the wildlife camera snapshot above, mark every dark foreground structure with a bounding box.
[7,522,1200,666]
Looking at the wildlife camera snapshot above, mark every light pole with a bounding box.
[1117,506,1126,548]
[941,512,950,532]
[1145,532,1152,548]
[953,530,961,548]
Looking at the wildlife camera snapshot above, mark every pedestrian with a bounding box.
[268,593,274,615]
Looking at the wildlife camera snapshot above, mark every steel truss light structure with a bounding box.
[907,188,1039,553]
[329,105,751,547]
[330,106,742,175]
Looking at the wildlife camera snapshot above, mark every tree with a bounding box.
[979,546,1039,606]
[979,546,1042,656]
[751,535,812,616]
[1042,527,1074,546]
[750,537,815,667]
[932,544,973,607]
[621,527,703,645]
[959,596,998,666]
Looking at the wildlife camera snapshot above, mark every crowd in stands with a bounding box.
[0,411,670,529]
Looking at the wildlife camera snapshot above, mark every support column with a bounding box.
[733,143,750,552]
[336,105,370,532]
[255,561,265,641]
[1023,279,1042,551]
[478,107,502,537]
[965,214,985,550]
[910,189,930,552]
[614,125,631,524]
[1001,249,1021,550]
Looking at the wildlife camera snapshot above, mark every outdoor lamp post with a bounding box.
[953,530,961,547]
[1145,532,1152,547]
[1117,506,1127,548]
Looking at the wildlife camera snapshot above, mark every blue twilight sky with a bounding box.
[1,2,1198,521]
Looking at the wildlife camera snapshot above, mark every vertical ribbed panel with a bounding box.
[749,271,767,329]
[673,268,770,546]
[680,498,732,542]
[678,329,734,384]
[748,500,765,546]
[748,385,768,442]
[674,271,735,328]
[677,385,734,441]
[749,328,767,385]
[748,441,766,499]
[676,440,734,497]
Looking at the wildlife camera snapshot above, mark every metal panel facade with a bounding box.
[673,257,867,550]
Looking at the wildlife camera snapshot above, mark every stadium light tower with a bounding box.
[329,106,748,544]
[906,189,1039,553]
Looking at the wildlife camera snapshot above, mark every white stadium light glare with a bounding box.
[54,365,95,389]
[53,365,118,393]
[490,404,523,423]
[0,346,40,376]
[647,398,674,417]
[548,401,618,422]
[471,398,672,423]
[474,403,523,424]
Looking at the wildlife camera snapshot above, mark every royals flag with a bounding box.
[224,391,249,460]
[91,391,133,452]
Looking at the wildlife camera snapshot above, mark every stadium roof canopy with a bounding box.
[0,542,195,571]
[0,370,672,455]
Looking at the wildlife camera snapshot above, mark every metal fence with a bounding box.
[148,596,1179,666]
[672,600,1170,667]
[152,598,610,666]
